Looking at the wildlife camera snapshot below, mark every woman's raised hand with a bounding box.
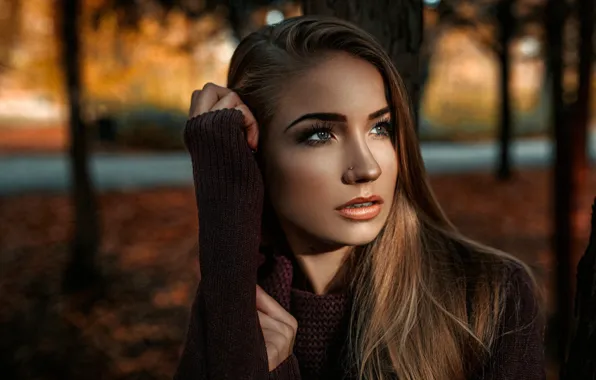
[256,284,298,372]
[189,83,259,150]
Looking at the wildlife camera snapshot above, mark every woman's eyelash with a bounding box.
[296,122,336,146]
[371,118,394,136]
[295,118,393,146]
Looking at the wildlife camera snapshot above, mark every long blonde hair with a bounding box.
[227,15,541,380]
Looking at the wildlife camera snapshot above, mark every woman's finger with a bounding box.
[256,285,298,330]
[194,83,231,115]
[211,91,242,111]
[257,287,298,371]
[257,310,294,340]
[261,327,289,357]
[189,90,201,118]
[235,104,259,150]
[188,84,260,151]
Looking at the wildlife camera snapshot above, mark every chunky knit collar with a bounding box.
[257,252,354,379]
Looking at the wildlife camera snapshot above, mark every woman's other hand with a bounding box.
[256,284,298,372]
[189,83,259,150]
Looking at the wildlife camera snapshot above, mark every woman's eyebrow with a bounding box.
[368,106,390,120]
[284,106,390,133]
[284,113,346,132]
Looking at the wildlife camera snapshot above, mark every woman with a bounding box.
[174,16,545,380]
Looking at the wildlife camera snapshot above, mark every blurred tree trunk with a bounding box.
[496,0,513,180]
[571,0,594,193]
[546,0,576,372]
[0,0,21,71]
[563,200,596,380]
[562,1,595,376]
[60,0,102,293]
[228,0,252,41]
[302,0,424,130]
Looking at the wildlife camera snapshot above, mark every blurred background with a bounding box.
[0,0,594,379]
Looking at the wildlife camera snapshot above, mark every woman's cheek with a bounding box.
[373,144,398,183]
[267,154,339,217]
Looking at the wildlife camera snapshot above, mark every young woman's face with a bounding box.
[261,52,398,252]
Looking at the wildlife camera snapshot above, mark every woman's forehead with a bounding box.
[270,52,388,130]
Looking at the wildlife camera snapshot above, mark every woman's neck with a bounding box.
[290,245,353,295]
[276,220,355,295]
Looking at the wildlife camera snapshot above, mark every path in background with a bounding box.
[1,133,595,195]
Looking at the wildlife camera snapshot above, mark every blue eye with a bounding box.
[296,123,335,146]
[308,130,333,141]
[371,120,392,137]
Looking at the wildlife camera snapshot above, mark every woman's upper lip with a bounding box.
[336,195,384,209]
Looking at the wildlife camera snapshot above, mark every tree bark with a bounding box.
[496,0,513,180]
[302,0,424,129]
[60,0,102,293]
[571,0,594,192]
[546,0,575,372]
[562,2,595,376]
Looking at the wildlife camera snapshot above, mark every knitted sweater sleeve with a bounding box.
[173,109,301,380]
[476,264,546,380]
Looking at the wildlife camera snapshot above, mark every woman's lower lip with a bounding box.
[336,204,382,220]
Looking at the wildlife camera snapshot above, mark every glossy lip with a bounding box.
[335,195,384,221]
[336,195,384,210]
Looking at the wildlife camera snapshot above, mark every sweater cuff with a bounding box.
[268,354,301,380]
[184,109,263,209]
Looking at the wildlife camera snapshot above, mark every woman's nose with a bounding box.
[341,150,382,185]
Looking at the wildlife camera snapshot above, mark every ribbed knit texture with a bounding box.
[175,109,271,380]
[174,109,545,380]
[183,109,263,208]
[258,254,353,379]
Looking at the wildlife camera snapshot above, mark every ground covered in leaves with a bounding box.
[1,168,594,379]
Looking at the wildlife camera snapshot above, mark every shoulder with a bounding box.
[501,261,540,309]
[455,242,544,333]
[455,241,540,303]
[477,260,547,379]
[497,259,545,339]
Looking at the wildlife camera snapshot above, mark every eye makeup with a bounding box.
[294,122,336,147]
[370,117,393,138]
[293,116,394,147]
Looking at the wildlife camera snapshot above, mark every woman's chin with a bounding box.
[339,234,380,247]
[314,216,387,247]
[278,213,387,252]
[320,227,383,247]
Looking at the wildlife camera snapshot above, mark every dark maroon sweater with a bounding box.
[174,109,546,380]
